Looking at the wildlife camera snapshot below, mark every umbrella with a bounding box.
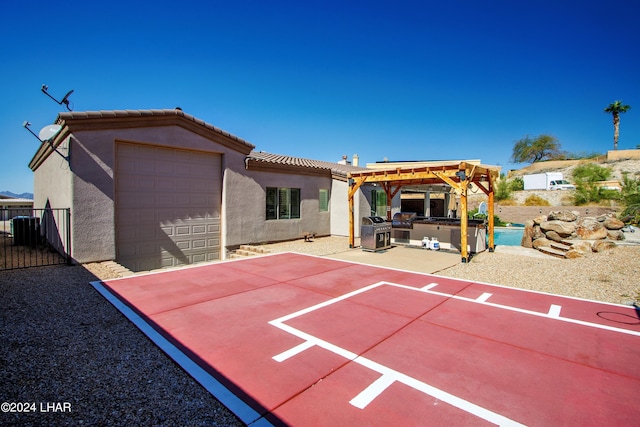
[447,188,458,218]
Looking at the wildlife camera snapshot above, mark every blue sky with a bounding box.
[1,0,638,193]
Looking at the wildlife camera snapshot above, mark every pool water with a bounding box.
[493,227,524,246]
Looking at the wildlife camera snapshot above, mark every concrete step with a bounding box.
[101,261,135,277]
[537,246,567,258]
[231,244,271,259]
[235,249,257,257]
[239,245,271,254]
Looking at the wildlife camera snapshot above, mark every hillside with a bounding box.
[0,191,33,199]
[509,158,640,182]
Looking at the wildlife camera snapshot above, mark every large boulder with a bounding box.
[521,224,534,248]
[545,230,566,242]
[533,215,547,225]
[575,218,608,240]
[532,225,546,240]
[540,220,576,237]
[532,237,554,249]
[570,241,593,254]
[547,210,578,222]
[607,230,625,240]
[603,216,625,230]
[564,249,585,259]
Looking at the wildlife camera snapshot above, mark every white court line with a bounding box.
[273,341,315,362]
[270,281,526,425]
[476,292,493,303]
[270,279,640,424]
[548,304,562,317]
[421,282,439,290]
[392,281,640,337]
[349,373,395,409]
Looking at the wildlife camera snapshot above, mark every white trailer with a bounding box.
[522,172,575,191]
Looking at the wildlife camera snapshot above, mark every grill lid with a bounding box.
[362,216,387,225]
[392,212,417,228]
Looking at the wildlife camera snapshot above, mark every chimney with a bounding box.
[352,154,359,167]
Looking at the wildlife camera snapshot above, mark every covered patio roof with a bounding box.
[347,161,501,262]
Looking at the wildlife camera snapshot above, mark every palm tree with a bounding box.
[604,100,631,150]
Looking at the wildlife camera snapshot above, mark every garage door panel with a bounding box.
[116,143,221,272]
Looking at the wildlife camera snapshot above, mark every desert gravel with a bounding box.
[2,236,639,426]
[261,236,640,305]
[437,244,640,305]
[0,265,244,427]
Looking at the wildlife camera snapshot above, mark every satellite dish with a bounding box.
[38,124,62,142]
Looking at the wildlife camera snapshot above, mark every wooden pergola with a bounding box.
[347,161,501,262]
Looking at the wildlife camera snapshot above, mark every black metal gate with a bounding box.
[1,208,71,270]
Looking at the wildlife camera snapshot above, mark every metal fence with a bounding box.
[1,208,71,270]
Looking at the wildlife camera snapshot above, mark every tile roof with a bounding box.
[54,109,368,177]
[248,151,369,177]
[57,109,255,150]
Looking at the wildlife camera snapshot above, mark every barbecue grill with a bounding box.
[392,212,418,229]
[361,216,391,251]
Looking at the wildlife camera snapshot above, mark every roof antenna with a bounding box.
[41,84,74,111]
[22,121,68,161]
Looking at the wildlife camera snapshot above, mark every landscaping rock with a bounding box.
[533,215,547,225]
[545,230,566,242]
[607,230,626,241]
[540,220,576,237]
[547,210,578,222]
[603,216,625,230]
[575,218,608,240]
[570,241,593,254]
[532,225,546,240]
[521,210,626,258]
[521,225,534,248]
[532,237,554,249]
[592,240,617,252]
[564,249,585,259]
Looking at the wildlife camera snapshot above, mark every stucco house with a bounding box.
[0,195,34,220]
[28,109,383,271]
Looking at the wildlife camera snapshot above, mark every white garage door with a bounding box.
[115,143,221,271]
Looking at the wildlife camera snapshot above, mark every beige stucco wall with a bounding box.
[32,137,73,256]
[35,124,249,264]
[33,137,73,210]
[607,149,640,161]
[224,167,332,249]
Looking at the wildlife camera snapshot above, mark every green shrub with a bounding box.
[495,174,512,201]
[572,163,621,205]
[620,172,640,225]
[572,163,612,181]
[509,177,524,191]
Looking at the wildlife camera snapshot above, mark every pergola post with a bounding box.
[460,179,469,262]
[348,186,355,248]
[487,190,495,252]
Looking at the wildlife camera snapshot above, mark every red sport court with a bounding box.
[92,252,640,426]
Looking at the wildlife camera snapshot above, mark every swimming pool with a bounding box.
[493,227,524,246]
